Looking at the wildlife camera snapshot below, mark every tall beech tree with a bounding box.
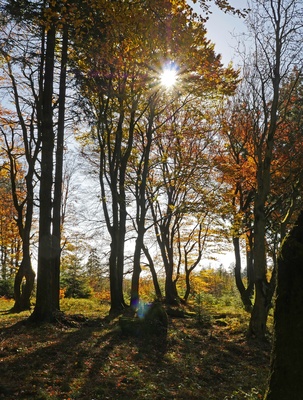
[129,96,157,309]
[31,1,71,321]
[33,19,59,321]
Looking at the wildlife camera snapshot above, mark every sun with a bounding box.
[160,65,178,88]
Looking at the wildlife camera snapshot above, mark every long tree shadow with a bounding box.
[0,316,120,399]
[0,313,271,399]
[76,323,168,399]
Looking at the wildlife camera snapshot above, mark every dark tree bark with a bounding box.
[5,144,36,312]
[233,236,253,312]
[131,237,143,308]
[249,191,272,338]
[52,24,68,311]
[30,23,57,322]
[12,248,35,312]
[142,245,162,301]
[12,166,36,312]
[164,260,179,305]
[108,231,125,314]
[99,132,128,315]
[101,157,127,315]
[245,229,254,293]
[264,210,303,399]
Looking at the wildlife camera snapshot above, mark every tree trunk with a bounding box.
[7,102,38,311]
[52,24,68,311]
[248,199,270,338]
[109,232,125,315]
[117,210,126,305]
[100,174,126,315]
[142,245,162,301]
[30,24,57,322]
[100,98,131,315]
[165,263,178,305]
[12,249,35,312]
[248,190,276,338]
[264,210,303,399]
[245,229,254,296]
[131,237,142,309]
[11,175,36,312]
[233,237,252,312]
[155,221,179,305]
[183,270,191,302]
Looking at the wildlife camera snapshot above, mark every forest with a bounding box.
[0,0,303,399]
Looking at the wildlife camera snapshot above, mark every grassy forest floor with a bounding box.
[0,298,271,400]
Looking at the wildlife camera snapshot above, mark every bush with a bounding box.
[0,278,15,298]
[60,275,93,299]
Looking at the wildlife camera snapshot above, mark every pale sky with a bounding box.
[191,0,248,66]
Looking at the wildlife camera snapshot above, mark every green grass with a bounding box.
[60,297,109,317]
[0,297,271,399]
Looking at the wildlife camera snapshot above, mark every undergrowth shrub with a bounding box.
[0,278,14,298]
[60,274,92,299]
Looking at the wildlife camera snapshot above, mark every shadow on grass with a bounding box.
[0,317,114,398]
[0,314,168,400]
[0,308,270,400]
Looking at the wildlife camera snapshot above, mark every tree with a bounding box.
[264,210,303,399]
[61,243,91,299]
[216,92,256,311]
[267,70,303,244]
[217,67,303,324]
[0,164,22,281]
[129,95,156,309]
[85,248,108,293]
[182,215,212,302]
[4,137,37,312]
[31,0,73,321]
[51,22,69,311]
[0,18,41,311]
[234,0,303,339]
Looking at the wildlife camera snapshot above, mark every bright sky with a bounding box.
[191,0,248,66]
